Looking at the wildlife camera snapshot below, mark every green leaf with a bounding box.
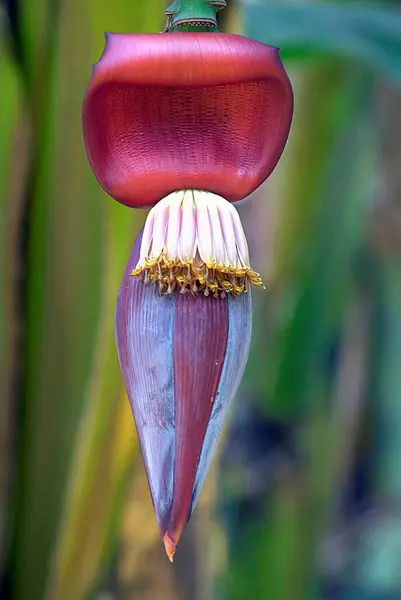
[244,2,401,84]
[0,19,26,577]
[271,69,376,414]
[10,2,163,600]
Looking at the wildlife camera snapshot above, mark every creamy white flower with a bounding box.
[131,190,263,296]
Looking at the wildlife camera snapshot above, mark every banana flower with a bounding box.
[83,15,292,561]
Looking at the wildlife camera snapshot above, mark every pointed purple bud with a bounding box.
[115,227,252,561]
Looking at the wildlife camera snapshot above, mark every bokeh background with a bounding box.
[1,0,401,599]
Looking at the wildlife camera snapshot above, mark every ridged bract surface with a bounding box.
[83,33,293,208]
[169,292,228,544]
[190,291,252,514]
[115,236,175,534]
[115,232,252,548]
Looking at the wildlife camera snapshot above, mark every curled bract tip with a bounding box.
[163,533,177,562]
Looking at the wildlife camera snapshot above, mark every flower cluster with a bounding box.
[132,190,264,297]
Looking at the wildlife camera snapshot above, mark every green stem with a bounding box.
[164,0,226,32]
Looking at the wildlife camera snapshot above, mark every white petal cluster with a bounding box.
[132,190,263,296]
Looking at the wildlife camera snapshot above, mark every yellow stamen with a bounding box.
[131,190,265,297]
[132,256,263,298]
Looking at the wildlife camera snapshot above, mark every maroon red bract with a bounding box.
[83,32,293,208]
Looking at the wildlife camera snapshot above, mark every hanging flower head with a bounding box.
[83,0,293,561]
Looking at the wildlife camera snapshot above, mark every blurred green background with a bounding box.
[1,0,401,599]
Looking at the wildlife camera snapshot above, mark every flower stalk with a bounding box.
[165,0,226,32]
